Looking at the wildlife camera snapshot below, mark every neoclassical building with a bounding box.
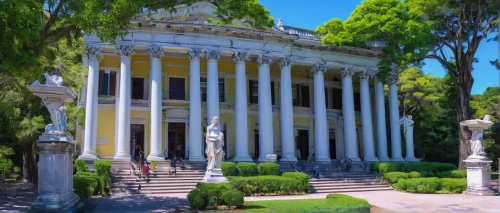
[77,1,416,163]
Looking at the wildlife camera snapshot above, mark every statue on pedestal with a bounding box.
[467,115,490,160]
[398,115,414,135]
[205,116,224,172]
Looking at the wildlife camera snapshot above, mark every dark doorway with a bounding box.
[297,130,309,160]
[253,130,259,160]
[130,124,145,161]
[330,139,337,159]
[168,122,186,159]
[132,78,145,99]
[169,77,186,100]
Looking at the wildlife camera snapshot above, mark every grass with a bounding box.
[240,194,371,213]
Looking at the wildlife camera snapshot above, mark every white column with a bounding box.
[257,54,275,161]
[79,46,100,160]
[388,74,405,161]
[359,71,379,162]
[204,50,221,123]
[374,77,390,161]
[114,45,134,160]
[279,57,297,162]
[341,67,361,161]
[310,62,330,162]
[147,45,164,161]
[232,52,252,162]
[188,48,205,162]
[336,117,345,159]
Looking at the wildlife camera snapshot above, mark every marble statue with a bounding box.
[39,71,68,133]
[398,115,414,135]
[44,71,64,86]
[205,116,224,172]
[468,115,490,160]
[398,115,417,161]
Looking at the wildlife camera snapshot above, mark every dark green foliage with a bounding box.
[75,159,89,173]
[383,172,410,184]
[378,163,403,174]
[282,172,310,193]
[195,182,233,207]
[228,176,305,196]
[221,189,244,207]
[419,171,435,177]
[374,162,457,174]
[237,162,257,176]
[370,162,381,171]
[258,162,280,176]
[0,158,13,178]
[429,162,457,172]
[396,177,441,193]
[221,162,236,176]
[187,189,206,209]
[73,175,98,197]
[438,178,467,193]
[436,170,466,178]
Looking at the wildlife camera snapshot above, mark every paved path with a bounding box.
[93,193,189,213]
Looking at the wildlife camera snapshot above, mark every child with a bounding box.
[313,163,320,179]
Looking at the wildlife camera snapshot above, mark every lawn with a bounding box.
[240,194,371,213]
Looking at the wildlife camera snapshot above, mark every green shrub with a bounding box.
[75,159,89,173]
[94,160,111,176]
[370,162,381,171]
[237,162,257,176]
[228,176,304,196]
[221,189,244,207]
[222,162,236,176]
[396,177,440,193]
[73,175,98,197]
[378,163,403,174]
[436,170,466,178]
[187,189,206,209]
[438,178,467,194]
[409,171,421,178]
[420,171,434,177]
[258,162,280,176]
[0,159,13,178]
[282,172,310,193]
[196,182,233,207]
[383,172,410,184]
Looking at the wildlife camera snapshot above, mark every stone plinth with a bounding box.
[30,140,81,212]
[202,169,228,183]
[463,159,496,196]
[266,154,277,162]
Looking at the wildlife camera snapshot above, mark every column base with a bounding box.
[113,152,131,160]
[147,153,165,161]
[281,154,298,162]
[189,155,207,162]
[347,156,361,162]
[316,156,331,162]
[364,156,379,162]
[78,152,99,160]
[404,156,418,162]
[233,155,253,162]
[377,156,391,162]
[30,192,82,213]
[391,157,406,162]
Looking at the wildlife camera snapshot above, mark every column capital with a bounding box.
[279,57,294,69]
[358,70,376,80]
[308,61,328,74]
[340,66,355,78]
[187,48,203,60]
[232,51,249,63]
[386,74,399,85]
[337,116,344,127]
[257,54,272,65]
[115,44,135,57]
[147,45,164,59]
[86,46,102,61]
[202,49,221,61]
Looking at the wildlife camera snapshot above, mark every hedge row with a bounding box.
[188,182,244,209]
[383,170,466,184]
[371,162,457,174]
[222,162,281,177]
[228,175,307,196]
[73,159,112,197]
[395,177,467,194]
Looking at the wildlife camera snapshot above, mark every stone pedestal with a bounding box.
[30,140,82,212]
[202,169,228,183]
[463,159,496,196]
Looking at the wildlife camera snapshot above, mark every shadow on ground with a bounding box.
[93,194,189,213]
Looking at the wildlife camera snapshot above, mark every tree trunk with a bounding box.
[455,84,472,169]
[21,143,38,183]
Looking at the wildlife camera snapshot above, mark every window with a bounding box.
[332,88,342,110]
[292,84,299,106]
[325,88,329,108]
[354,92,361,112]
[291,84,310,107]
[301,85,310,107]
[98,71,116,96]
[200,78,225,102]
[132,78,145,99]
[248,80,274,105]
[169,77,185,100]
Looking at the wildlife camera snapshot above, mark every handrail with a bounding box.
[358,160,369,174]
[282,155,300,173]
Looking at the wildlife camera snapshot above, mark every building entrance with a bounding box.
[297,130,309,161]
[130,124,145,162]
[168,122,186,159]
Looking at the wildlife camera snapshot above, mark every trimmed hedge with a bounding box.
[282,172,310,193]
[221,189,244,207]
[75,159,89,173]
[436,170,466,178]
[222,162,237,176]
[438,178,467,193]
[196,182,233,207]
[378,163,403,175]
[228,176,305,196]
[373,162,457,174]
[258,162,280,176]
[94,160,111,176]
[187,189,206,209]
[409,171,421,178]
[383,172,410,184]
[237,162,257,176]
[396,177,441,193]
[73,175,98,197]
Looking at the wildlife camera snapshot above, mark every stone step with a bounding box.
[115,188,194,194]
[311,186,393,193]
[309,177,380,182]
[311,183,389,189]
[112,182,198,187]
[311,181,384,187]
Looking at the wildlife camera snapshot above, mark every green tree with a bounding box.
[316,0,499,168]
[398,68,440,116]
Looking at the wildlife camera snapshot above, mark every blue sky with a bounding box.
[259,0,499,95]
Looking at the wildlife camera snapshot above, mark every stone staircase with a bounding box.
[111,160,205,194]
[300,161,393,193]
